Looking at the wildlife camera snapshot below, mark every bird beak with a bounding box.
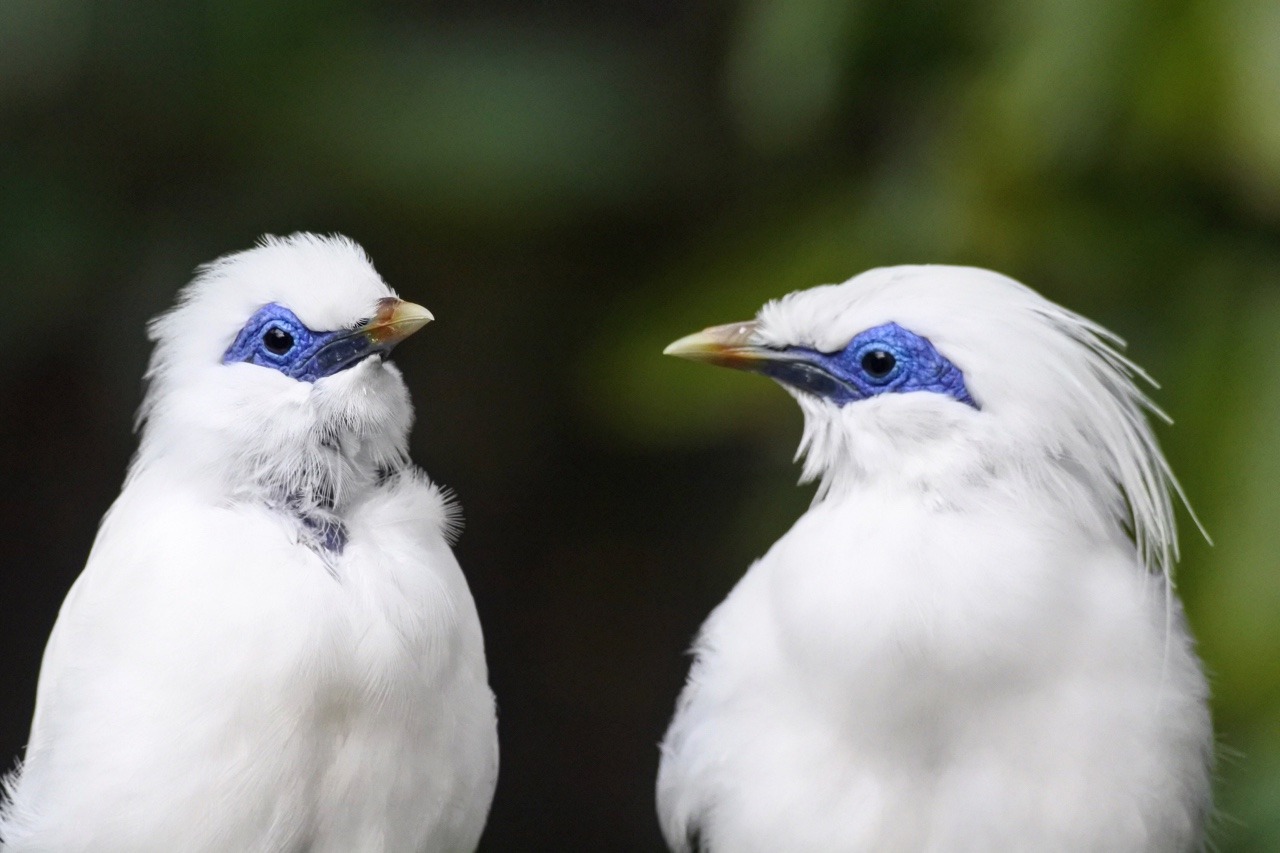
[300,298,435,380]
[360,297,434,347]
[663,321,775,369]
[665,320,860,401]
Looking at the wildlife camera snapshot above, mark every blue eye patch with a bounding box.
[222,303,379,383]
[761,322,977,408]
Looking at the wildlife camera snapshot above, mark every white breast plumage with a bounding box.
[0,234,498,853]
[657,265,1213,853]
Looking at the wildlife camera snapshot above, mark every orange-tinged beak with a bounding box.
[662,321,773,369]
[361,297,434,347]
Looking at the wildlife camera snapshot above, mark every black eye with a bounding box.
[860,349,896,379]
[262,327,294,355]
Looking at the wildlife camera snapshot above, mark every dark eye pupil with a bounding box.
[861,349,895,378]
[263,327,294,355]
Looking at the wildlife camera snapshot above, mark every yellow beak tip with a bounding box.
[395,302,434,326]
[663,321,762,363]
[662,336,695,357]
[365,298,435,345]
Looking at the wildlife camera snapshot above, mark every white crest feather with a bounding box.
[131,233,413,517]
[756,264,1203,580]
[0,233,498,852]
[657,264,1214,853]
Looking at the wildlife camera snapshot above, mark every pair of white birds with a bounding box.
[0,234,1211,852]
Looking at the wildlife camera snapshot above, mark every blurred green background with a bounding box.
[1,0,1277,849]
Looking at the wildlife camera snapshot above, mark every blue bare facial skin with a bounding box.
[759,322,977,408]
[222,298,430,383]
[665,320,977,408]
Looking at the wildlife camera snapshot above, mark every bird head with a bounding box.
[137,233,431,508]
[666,265,1189,574]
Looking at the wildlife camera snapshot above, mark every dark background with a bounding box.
[3,1,1279,849]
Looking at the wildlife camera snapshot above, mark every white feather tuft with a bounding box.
[658,265,1214,853]
[132,233,414,518]
[0,234,498,852]
[757,264,1203,581]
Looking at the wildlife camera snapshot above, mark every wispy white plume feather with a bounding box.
[658,265,1213,853]
[0,234,497,853]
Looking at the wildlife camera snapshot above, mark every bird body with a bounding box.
[657,266,1212,852]
[0,235,497,852]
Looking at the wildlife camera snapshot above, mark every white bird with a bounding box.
[0,234,498,853]
[656,265,1213,852]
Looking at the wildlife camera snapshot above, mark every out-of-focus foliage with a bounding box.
[1,0,1277,849]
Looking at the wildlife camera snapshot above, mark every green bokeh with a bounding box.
[1,0,1277,848]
